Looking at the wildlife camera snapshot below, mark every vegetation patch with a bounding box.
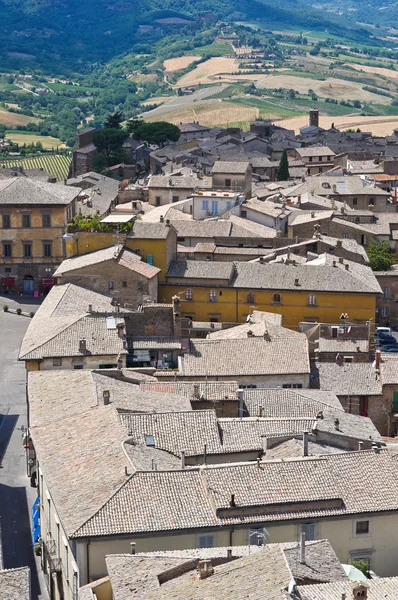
[0,155,71,181]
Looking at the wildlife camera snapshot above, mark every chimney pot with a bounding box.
[294,278,300,286]
[299,531,306,564]
[130,542,136,555]
[193,383,200,398]
[230,493,236,507]
[345,263,349,271]
[334,418,340,431]
[247,329,254,337]
[375,349,381,370]
[198,559,214,579]
[181,451,185,469]
[303,431,309,456]
[160,215,164,223]
[227,548,232,559]
[339,256,344,264]
[358,441,363,451]
[259,406,263,417]
[166,219,171,227]
[88,304,92,313]
[311,211,315,218]
[103,390,110,405]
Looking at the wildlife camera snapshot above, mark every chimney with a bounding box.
[116,322,125,338]
[247,329,254,337]
[262,436,268,454]
[294,278,300,286]
[181,451,185,469]
[160,215,164,223]
[345,264,349,271]
[342,594,346,600]
[336,239,342,248]
[334,418,340,431]
[263,329,270,341]
[198,559,214,580]
[130,542,136,555]
[339,256,344,264]
[166,219,171,227]
[373,444,380,454]
[311,211,315,218]
[297,194,301,206]
[299,531,306,564]
[103,390,110,405]
[358,441,363,451]
[303,431,309,457]
[79,338,87,353]
[88,304,93,313]
[227,549,232,559]
[230,494,236,507]
[375,349,381,370]
[333,260,337,267]
[193,383,200,398]
[259,256,264,264]
[316,410,324,419]
[259,406,263,417]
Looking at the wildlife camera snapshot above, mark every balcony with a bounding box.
[44,535,62,573]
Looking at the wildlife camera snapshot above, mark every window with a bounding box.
[342,233,348,240]
[64,544,69,580]
[146,255,153,265]
[246,292,255,304]
[225,178,231,187]
[109,281,114,290]
[53,358,62,367]
[73,365,84,370]
[382,307,389,317]
[308,156,313,162]
[2,214,10,229]
[352,197,358,206]
[308,294,317,306]
[299,522,316,541]
[354,519,371,536]
[211,200,218,216]
[185,289,193,301]
[384,288,389,299]
[197,534,215,549]
[122,281,127,288]
[172,195,179,203]
[137,281,143,291]
[226,200,232,211]
[273,293,281,304]
[3,243,11,258]
[23,243,32,258]
[209,290,217,302]
[145,434,155,447]
[249,527,267,546]
[72,572,78,600]
[22,214,31,228]
[202,199,209,211]
[282,383,303,389]
[241,210,247,218]
[42,213,51,227]
[43,242,52,257]
[5,268,11,273]
[155,196,161,206]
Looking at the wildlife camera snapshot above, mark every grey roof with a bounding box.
[180,336,310,377]
[128,221,174,240]
[244,198,291,218]
[0,567,30,600]
[105,547,291,600]
[228,214,278,238]
[139,381,238,402]
[169,220,232,238]
[281,539,347,584]
[28,370,191,427]
[242,388,344,418]
[312,362,383,396]
[297,577,398,600]
[67,171,119,216]
[178,122,210,133]
[19,284,120,361]
[211,160,250,174]
[207,311,305,341]
[53,246,160,279]
[289,210,334,226]
[72,449,398,538]
[296,147,335,158]
[291,176,390,197]
[167,260,234,280]
[232,261,380,294]
[131,337,182,350]
[148,173,203,189]
[0,177,80,205]
[317,338,369,353]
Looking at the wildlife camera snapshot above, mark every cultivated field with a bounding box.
[145,100,258,127]
[141,96,173,106]
[0,155,71,181]
[5,131,64,149]
[141,84,228,118]
[345,63,398,80]
[0,108,39,127]
[277,114,398,136]
[164,56,201,72]
[176,57,239,87]
[256,75,392,104]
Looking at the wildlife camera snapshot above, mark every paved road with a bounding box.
[0,295,49,599]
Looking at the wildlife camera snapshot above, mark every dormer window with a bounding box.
[322,182,331,189]
[145,434,155,447]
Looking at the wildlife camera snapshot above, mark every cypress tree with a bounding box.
[276,150,290,181]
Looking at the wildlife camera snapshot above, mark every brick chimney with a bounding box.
[375,349,381,371]
[351,582,369,599]
[103,390,110,405]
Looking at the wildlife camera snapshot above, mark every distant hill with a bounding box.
[0,0,377,72]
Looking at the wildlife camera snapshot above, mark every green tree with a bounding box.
[93,128,129,167]
[276,150,289,181]
[128,120,180,146]
[367,240,395,271]
[104,111,124,129]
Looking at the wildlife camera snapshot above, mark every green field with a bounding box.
[46,82,99,93]
[191,43,232,57]
[231,97,301,119]
[5,130,64,149]
[0,154,72,181]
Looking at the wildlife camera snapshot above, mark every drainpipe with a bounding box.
[236,289,238,323]
[86,540,90,585]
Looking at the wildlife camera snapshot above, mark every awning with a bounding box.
[1,277,14,286]
[42,278,54,287]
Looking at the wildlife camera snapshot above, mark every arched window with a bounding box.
[185,289,193,301]
[273,293,281,304]
[308,294,317,306]
[247,292,255,304]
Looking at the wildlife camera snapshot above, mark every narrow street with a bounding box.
[0,296,49,600]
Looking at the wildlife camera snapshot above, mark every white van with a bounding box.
[376,326,392,336]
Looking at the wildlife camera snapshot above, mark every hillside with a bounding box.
[0,0,376,72]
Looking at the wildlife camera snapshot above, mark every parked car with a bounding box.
[380,345,398,352]
[376,326,392,336]
[376,335,396,345]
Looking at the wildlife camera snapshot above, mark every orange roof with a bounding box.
[372,174,398,181]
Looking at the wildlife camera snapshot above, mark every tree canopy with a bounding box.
[367,240,396,271]
[105,111,124,129]
[276,150,290,181]
[93,128,129,169]
[127,120,180,146]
